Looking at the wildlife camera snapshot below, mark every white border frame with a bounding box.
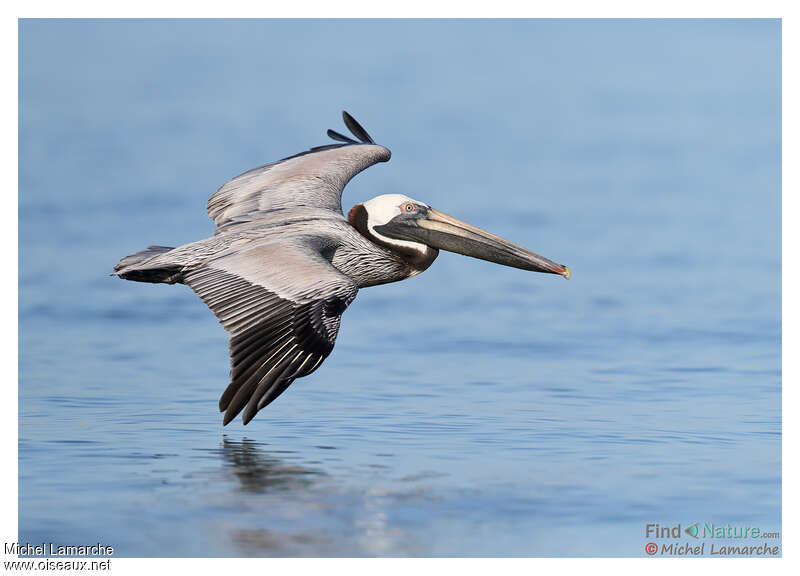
[3,4,794,575]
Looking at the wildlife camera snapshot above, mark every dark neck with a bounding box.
[348,204,438,272]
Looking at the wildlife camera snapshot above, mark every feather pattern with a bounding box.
[207,111,390,231]
[184,241,358,424]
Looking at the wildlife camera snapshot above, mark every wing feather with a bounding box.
[207,111,390,231]
[342,111,376,144]
[327,129,357,144]
[184,241,358,425]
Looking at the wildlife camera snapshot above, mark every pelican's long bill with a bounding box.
[375,207,571,278]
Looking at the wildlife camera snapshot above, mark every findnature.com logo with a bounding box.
[643,523,780,557]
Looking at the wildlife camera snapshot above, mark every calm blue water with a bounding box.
[19,20,781,556]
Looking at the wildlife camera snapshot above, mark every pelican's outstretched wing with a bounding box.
[207,111,391,231]
[184,240,358,425]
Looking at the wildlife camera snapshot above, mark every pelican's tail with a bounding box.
[113,245,182,284]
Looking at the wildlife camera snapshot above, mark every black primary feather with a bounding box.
[342,111,375,144]
[327,129,357,144]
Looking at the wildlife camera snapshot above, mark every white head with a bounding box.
[360,194,430,251]
[347,194,437,272]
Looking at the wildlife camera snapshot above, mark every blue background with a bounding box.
[19,19,780,556]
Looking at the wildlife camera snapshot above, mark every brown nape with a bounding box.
[348,204,438,273]
[348,203,367,231]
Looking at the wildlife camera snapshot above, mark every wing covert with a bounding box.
[207,111,391,230]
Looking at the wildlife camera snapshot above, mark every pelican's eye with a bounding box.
[401,202,416,213]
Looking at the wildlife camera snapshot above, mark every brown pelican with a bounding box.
[114,112,570,425]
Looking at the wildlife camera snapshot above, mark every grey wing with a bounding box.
[207,111,391,231]
[184,241,358,425]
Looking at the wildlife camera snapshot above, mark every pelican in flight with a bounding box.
[114,112,570,425]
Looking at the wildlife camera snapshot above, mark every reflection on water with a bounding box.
[216,438,341,556]
[207,438,424,556]
[19,20,780,556]
[217,438,323,494]
[232,528,338,557]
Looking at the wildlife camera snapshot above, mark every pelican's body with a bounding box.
[114,112,569,425]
